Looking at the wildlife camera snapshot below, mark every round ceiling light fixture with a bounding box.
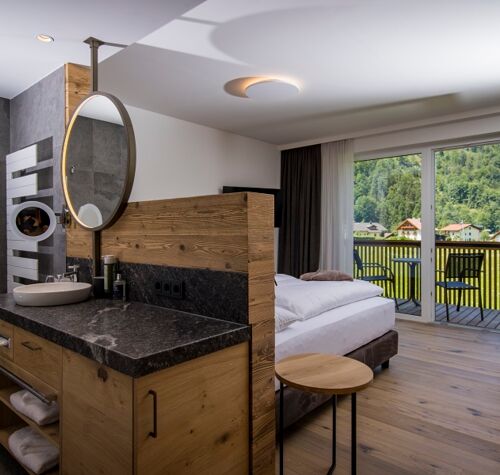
[245,79,299,100]
[36,34,54,43]
[224,77,300,100]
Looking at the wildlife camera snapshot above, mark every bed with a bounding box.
[274,274,398,429]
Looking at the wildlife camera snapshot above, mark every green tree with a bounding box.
[354,196,378,223]
[354,145,499,237]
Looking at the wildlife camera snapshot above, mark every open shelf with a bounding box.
[0,386,59,446]
[0,423,58,475]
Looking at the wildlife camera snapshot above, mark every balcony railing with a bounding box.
[353,239,500,310]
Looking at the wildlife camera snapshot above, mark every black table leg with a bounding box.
[408,263,421,306]
[279,382,284,475]
[327,395,337,474]
[352,392,357,475]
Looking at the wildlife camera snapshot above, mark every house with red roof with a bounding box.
[439,223,482,241]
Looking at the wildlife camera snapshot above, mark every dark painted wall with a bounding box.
[0,98,9,293]
[10,67,66,280]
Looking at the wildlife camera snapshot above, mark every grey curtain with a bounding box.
[278,145,321,277]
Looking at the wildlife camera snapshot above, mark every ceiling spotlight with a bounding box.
[36,34,54,43]
[245,79,300,100]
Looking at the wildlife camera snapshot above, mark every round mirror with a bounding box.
[10,201,57,242]
[62,92,136,230]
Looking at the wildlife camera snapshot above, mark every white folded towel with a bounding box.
[10,390,59,426]
[8,426,59,474]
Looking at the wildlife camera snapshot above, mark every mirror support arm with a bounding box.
[83,37,127,92]
[82,35,128,276]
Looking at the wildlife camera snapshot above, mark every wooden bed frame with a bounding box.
[276,329,399,429]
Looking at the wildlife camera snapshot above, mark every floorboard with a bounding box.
[398,299,500,331]
[277,320,500,474]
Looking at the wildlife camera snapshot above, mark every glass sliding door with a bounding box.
[434,143,500,328]
[353,154,423,316]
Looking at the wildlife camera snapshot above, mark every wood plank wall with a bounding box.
[66,194,249,272]
[64,65,276,474]
[64,63,91,124]
[66,193,276,474]
[247,193,276,474]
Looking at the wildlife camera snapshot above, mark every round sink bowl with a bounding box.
[13,282,92,307]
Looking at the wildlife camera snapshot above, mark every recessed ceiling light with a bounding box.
[36,34,54,43]
[245,79,300,100]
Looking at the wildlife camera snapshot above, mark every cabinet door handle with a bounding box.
[148,390,158,439]
[21,341,42,351]
[0,336,10,349]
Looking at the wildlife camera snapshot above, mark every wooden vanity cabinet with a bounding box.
[61,350,133,475]
[61,342,250,475]
[0,323,249,475]
[0,326,60,475]
[134,343,249,475]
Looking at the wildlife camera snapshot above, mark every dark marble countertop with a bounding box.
[0,295,250,378]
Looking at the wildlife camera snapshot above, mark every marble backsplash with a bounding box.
[67,257,248,324]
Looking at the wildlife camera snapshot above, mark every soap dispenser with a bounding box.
[113,274,127,302]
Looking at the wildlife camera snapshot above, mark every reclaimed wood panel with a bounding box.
[13,327,62,391]
[61,349,134,475]
[65,189,276,472]
[67,193,250,272]
[247,193,276,475]
[134,343,249,475]
[64,63,91,124]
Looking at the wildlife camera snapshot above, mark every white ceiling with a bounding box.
[99,0,500,145]
[0,0,204,98]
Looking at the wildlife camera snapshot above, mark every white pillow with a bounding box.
[276,279,383,321]
[275,274,301,286]
[275,306,301,333]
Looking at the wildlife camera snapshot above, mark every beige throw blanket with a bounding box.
[300,270,353,282]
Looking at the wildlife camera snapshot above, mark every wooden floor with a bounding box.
[277,320,500,474]
[397,300,500,330]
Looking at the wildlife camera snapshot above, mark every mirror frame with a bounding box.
[61,91,136,231]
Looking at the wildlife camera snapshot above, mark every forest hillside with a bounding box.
[354,145,499,235]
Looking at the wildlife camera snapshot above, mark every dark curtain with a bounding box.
[278,145,321,277]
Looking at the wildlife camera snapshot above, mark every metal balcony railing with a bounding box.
[353,239,500,310]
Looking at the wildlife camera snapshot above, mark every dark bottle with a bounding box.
[113,274,127,301]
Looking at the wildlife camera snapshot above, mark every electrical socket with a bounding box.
[163,281,171,297]
[154,281,162,296]
[155,280,185,299]
[171,281,184,299]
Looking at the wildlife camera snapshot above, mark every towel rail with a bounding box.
[0,365,55,405]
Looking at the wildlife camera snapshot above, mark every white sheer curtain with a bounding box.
[320,139,354,273]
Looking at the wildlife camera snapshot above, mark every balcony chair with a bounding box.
[436,253,484,321]
[353,249,399,310]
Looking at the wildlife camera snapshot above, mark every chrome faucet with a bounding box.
[63,265,80,283]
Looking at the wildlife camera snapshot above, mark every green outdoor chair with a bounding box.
[353,249,399,310]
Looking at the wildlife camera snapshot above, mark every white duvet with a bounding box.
[275,274,383,320]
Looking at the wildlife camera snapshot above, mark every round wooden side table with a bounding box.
[275,353,374,475]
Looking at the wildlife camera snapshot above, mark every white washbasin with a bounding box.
[13,282,92,307]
